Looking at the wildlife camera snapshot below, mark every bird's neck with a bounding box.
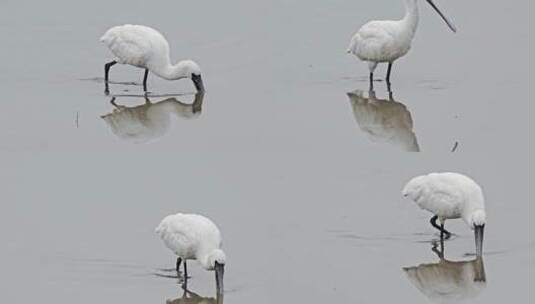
[153,62,189,80]
[198,248,225,270]
[402,0,419,36]
[197,249,214,270]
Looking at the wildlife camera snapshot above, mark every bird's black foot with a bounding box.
[430,215,452,240]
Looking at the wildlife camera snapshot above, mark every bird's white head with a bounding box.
[177,60,201,77]
[204,249,225,296]
[205,248,226,270]
[174,60,204,92]
[468,209,487,229]
[402,175,427,201]
[468,209,486,257]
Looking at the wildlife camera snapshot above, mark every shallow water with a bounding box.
[2,0,535,303]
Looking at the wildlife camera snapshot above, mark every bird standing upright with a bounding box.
[347,0,456,89]
[402,172,486,256]
[100,25,205,94]
[156,213,225,295]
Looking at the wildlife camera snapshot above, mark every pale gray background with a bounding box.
[1,0,533,303]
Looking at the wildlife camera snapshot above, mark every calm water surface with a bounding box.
[1,0,534,303]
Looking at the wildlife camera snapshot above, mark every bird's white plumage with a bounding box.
[348,0,419,71]
[347,90,419,152]
[156,213,225,270]
[101,25,169,69]
[100,24,201,80]
[404,257,487,304]
[348,0,456,77]
[402,172,486,228]
[348,18,416,64]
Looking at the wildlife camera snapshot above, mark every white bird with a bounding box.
[404,253,486,304]
[347,0,457,88]
[156,213,226,295]
[347,89,419,152]
[100,24,204,94]
[402,172,486,256]
[101,93,204,144]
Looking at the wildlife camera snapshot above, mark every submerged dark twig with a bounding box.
[451,141,458,152]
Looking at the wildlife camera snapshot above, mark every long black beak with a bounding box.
[475,224,485,257]
[426,0,457,32]
[192,74,205,92]
[215,262,224,297]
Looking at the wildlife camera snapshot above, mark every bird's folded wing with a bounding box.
[418,189,463,216]
[107,31,152,66]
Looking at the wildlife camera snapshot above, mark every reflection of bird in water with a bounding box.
[347,89,419,151]
[101,92,204,143]
[166,287,223,304]
[403,240,486,304]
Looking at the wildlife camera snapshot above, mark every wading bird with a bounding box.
[100,25,205,94]
[156,213,225,296]
[347,0,457,89]
[402,172,486,256]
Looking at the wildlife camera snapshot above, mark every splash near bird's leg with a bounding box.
[104,60,117,95]
[430,215,452,240]
[143,69,149,92]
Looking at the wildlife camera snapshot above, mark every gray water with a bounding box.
[1,0,534,303]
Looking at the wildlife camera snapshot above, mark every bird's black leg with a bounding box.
[369,72,374,91]
[104,60,117,95]
[430,215,452,240]
[176,257,182,272]
[386,62,393,98]
[441,223,451,240]
[431,239,445,259]
[386,62,393,85]
[181,260,189,289]
[143,69,149,92]
[110,97,119,108]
